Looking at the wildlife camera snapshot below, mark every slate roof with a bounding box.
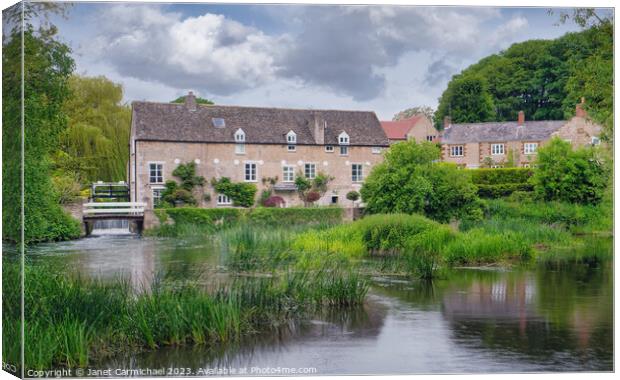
[441,120,567,144]
[131,100,389,147]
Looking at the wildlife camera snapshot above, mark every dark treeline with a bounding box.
[434,11,612,140]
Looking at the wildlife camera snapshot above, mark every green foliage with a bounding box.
[211,177,257,208]
[163,208,243,227]
[434,75,495,129]
[248,207,343,226]
[51,174,82,205]
[357,214,440,253]
[159,162,205,207]
[61,75,131,183]
[346,191,360,202]
[2,25,80,243]
[392,105,434,122]
[171,95,214,105]
[443,229,532,266]
[434,22,613,138]
[295,172,334,206]
[361,141,481,223]
[532,138,609,204]
[470,167,535,198]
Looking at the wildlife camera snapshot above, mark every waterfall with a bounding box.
[91,219,131,235]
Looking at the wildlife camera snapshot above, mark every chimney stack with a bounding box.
[517,111,525,125]
[312,114,325,144]
[443,116,451,130]
[185,91,197,111]
[575,97,587,118]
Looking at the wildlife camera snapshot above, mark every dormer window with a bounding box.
[286,130,297,144]
[234,128,246,143]
[338,131,350,145]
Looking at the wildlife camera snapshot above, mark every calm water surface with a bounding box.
[22,230,613,374]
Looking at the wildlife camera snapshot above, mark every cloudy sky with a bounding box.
[51,2,591,119]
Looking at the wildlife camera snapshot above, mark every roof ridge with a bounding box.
[132,100,376,114]
[451,119,567,126]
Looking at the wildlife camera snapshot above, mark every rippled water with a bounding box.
[14,233,614,374]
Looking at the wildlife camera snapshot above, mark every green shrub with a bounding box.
[211,178,257,207]
[476,183,534,198]
[163,208,244,227]
[249,207,343,226]
[486,199,602,228]
[403,226,456,279]
[532,138,610,204]
[356,213,440,253]
[470,167,534,185]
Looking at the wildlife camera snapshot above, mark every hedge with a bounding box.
[248,207,343,226]
[477,183,534,198]
[163,208,244,226]
[154,207,344,229]
[471,168,533,185]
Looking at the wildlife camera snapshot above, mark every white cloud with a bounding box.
[89,4,285,95]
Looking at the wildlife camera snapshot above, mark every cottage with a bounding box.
[380,114,439,144]
[129,92,389,210]
[440,99,602,168]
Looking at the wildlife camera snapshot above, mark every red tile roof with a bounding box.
[380,115,423,140]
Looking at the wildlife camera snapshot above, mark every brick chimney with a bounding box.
[312,114,325,144]
[443,116,451,130]
[517,111,525,125]
[185,91,197,111]
[575,97,587,118]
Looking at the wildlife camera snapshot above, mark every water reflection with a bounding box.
[18,235,613,374]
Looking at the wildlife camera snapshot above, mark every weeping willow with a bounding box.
[60,75,131,183]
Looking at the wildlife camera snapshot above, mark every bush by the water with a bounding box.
[532,138,609,204]
[361,141,482,223]
[248,207,343,226]
[470,168,534,198]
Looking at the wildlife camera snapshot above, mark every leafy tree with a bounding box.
[361,141,481,223]
[61,75,131,182]
[393,106,434,122]
[434,75,495,129]
[2,22,80,243]
[434,17,612,138]
[532,138,609,204]
[171,95,214,105]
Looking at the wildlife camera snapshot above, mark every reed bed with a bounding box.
[3,259,368,372]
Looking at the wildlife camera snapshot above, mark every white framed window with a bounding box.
[491,143,505,155]
[524,143,538,154]
[371,147,382,154]
[235,143,245,154]
[234,128,246,142]
[352,164,363,182]
[152,186,165,206]
[286,130,297,144]
[217,194,232,205]
[304,163,316,179]
[591,136,600,146]
[283,165,295,182]
[340,146,349,156]
[450,146,463,157]
[287,145,296,152]
[338,131,350,145]
[325,145,334,153]
[426,135,435,142]
[244,162,257,182]
[148,162,164,183]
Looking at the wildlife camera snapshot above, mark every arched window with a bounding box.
[234,128,246,142]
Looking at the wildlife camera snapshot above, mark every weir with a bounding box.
[82,202,146,236]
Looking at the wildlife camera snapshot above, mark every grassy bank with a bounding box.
[3,258,367,371]
[147,207,343,237]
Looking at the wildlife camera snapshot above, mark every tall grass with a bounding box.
[6,260,369,372]
[442,229,532,266]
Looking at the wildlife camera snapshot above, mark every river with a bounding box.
[18,229,613,374]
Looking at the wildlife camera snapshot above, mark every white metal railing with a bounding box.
[83,202,146,217]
